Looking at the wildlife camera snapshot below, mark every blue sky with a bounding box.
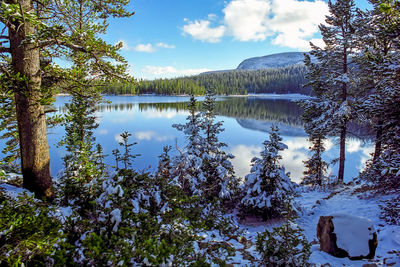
[104,0,370,80]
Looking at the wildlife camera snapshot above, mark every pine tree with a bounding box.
[356,0,400,190]
[240,126,295,220]
[302,135,328,187]
[256,200,311,266]
[171,95,205,196]
[58,93,104,211]
[356,0,400,163]
[199,89,239,203]
[0,0,134,199]
[301,0,358,184]
[118,131,140,169]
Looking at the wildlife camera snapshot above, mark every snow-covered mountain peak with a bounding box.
[237,52,307,70]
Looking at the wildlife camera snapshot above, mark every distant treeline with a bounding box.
[102,65,311,95]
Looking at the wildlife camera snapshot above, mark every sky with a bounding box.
[103,0,371,80]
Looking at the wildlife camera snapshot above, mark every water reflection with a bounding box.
[45,96,374,183]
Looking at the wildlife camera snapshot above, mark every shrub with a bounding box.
[0,193,65,266]
[256,202,310,266]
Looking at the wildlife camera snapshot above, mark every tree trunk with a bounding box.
[8,0,53,199]
[337,124,346,184]
[372,120,383,163]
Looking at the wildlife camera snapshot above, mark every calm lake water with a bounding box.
[23,95,376,183]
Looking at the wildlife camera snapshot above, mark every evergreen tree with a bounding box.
[118,131,140,169]
[355,0,400,163]
[356,0,400,190]
[0,88,19,172]
[256,200,311,266]
[156,146,173,180]
[301,0,358,184]
[58,93,104,213]
[172,92,239,205]
[302,135,329,187]
[171,95,205,196]
[0,0,133,198]
[240,126,295,220]
[199,89,239,203]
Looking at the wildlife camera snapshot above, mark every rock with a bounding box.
[317,214,378,260]
[362,264,377,267]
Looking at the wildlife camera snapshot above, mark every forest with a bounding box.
[0,0,399,266]
[103,65,311,96]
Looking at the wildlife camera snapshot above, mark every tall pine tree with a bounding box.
[302,0,358,184]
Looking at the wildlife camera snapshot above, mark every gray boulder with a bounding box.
[317,214,378,260]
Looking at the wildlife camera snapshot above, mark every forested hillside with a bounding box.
[103,64,310,95]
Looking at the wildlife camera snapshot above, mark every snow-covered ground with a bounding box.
[297,187,400,266]
[1,176,399,266]
[223,186,400,266]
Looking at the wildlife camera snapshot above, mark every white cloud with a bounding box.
[114,134,124,143]
[230,144,262,180]
[142,109,188,119]
[268,0,329,50]
[229,137,309,183]
[117,40,132,51]
[97,129,109,135]
[223,0,272,41]
[142,65,211,78]
[182,19,226,43]
[134,131,173,142]
[347,139,361,153]
[134,43,156,53]
[182,0,329,50]
[156,42,175,49]
[280,137,309,182]
[117,41,175,53]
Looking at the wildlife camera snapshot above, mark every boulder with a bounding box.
[317,214,378,260]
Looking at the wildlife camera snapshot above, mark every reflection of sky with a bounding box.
[6,96,374,183]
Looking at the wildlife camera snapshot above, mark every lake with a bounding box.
[16,95,376,183]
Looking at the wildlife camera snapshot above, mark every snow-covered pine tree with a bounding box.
[356,0,400,190]
[240,125,295,220]
[301,0,358,184]
[298,94,329,187]
[199,89,239,204]
[256,200,311,266]
[171,95,205,196]
[59,92,104,210]
[302,135,329,187]
[155,145,173,180]
[355,0,400,164]
[360,51,400,190]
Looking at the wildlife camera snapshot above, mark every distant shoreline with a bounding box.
[56,93,312,99]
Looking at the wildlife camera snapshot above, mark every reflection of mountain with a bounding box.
[237,119,307,136]
[138,97,305,127]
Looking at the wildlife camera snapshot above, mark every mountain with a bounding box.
[236,52,306,70]
[236,118,307,136]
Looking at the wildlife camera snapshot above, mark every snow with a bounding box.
[331,214,375,257]
[110,208,122,232]
[297,187,400,266]
[1,173,399,266]
[0,182,33,199]
[237,52,307,70]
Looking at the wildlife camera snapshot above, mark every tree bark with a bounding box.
[338,124,346,184]
[338,44,348,184]
[8,0,53,199]
[372,120,383,163]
